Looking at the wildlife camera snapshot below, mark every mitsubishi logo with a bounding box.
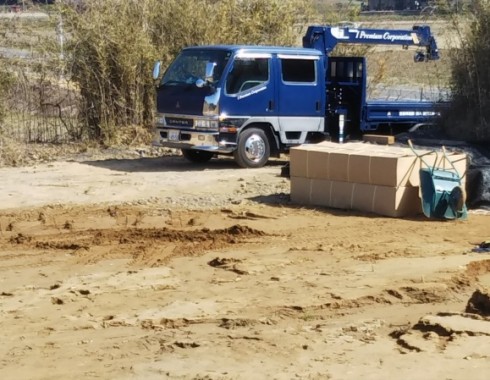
[176,101,180,109]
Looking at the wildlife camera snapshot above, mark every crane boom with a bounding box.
[303,25,439,61]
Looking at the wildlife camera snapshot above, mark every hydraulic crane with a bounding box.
[302,24,441,137]
[303,24,439,62]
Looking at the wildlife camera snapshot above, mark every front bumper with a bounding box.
[153,127,236,154]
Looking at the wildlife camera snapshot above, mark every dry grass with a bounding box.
[0,136,86,167]
[0,125,155,167]
[366,49,451,87]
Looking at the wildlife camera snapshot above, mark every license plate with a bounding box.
[168,130,180,141]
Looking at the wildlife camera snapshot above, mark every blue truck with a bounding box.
[152,24,441,168]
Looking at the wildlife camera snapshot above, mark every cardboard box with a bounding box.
[347,152,374,184]
[370,185,421,217]
[290,176,311,204]
[366,153,418,187]
[308,149,330,179]
[290,177,422,217]
[363,134,395,145]
[328,150,350,182]
[329,180,354,209]
[289,147,309,178]
[350,182,376,211]
[290,142,467,187]
[311,178,332,206]
[290,145,331,179]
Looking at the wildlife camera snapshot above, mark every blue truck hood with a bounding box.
[156,85,212,115]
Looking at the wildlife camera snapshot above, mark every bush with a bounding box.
[0,65,15,125]
[445,0,490,142]
[60,0,310,143]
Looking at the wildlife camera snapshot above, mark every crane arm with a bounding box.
[303,25,439,62]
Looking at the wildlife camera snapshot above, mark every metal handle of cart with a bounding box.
[408,140,466,180]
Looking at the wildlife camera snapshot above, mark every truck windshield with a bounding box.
[161,49,231,86]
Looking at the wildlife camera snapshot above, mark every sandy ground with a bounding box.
[0,153,489,380]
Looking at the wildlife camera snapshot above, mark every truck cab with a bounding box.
[153,46,326,167]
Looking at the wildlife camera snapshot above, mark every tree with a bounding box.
[445,0,490,142]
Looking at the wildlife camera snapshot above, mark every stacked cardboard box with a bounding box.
[290,141,467,217]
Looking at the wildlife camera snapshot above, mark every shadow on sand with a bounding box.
[80,154,288,174]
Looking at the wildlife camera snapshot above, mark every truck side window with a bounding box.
[226,57,269,95]
[281,59,316,83]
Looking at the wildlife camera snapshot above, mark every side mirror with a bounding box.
[204,62,216,83]
[152,61,161,80]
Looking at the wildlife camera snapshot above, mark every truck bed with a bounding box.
[362,100,444,132]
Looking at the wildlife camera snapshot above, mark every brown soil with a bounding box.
[0,154,489,379]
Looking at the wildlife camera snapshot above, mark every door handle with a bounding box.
[268,100,274,111]
[316,101,320,111]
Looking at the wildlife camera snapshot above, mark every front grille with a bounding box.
[165,117,193,128]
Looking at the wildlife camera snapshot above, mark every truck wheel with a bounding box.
[234,128,270,168]
[181,149,214,163]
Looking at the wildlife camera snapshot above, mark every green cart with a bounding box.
[409,141,467,220]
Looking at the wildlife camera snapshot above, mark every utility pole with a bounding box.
[57,14,64,61]
[56,13,65,78]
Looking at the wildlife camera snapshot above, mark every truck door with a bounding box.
[276,55,325,143]
[220,53,276,121]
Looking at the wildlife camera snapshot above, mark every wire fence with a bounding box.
[2,73,82,143]
[0,4,29,14]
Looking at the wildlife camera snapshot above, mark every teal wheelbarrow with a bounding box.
[408,140,467,220]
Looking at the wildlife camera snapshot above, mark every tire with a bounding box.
[449,185,466,212]
[181,149,214,163]
[233,128,270,168]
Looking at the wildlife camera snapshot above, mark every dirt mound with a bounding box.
[394,311,490,353]
[95,224,265,245]
[208,257,249,275]
[466,288,490,316]
[448,259,490,292]
[400,285,450,304]
[393,286,490,354]
[466,259,490,276]
[3,224,267,265]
